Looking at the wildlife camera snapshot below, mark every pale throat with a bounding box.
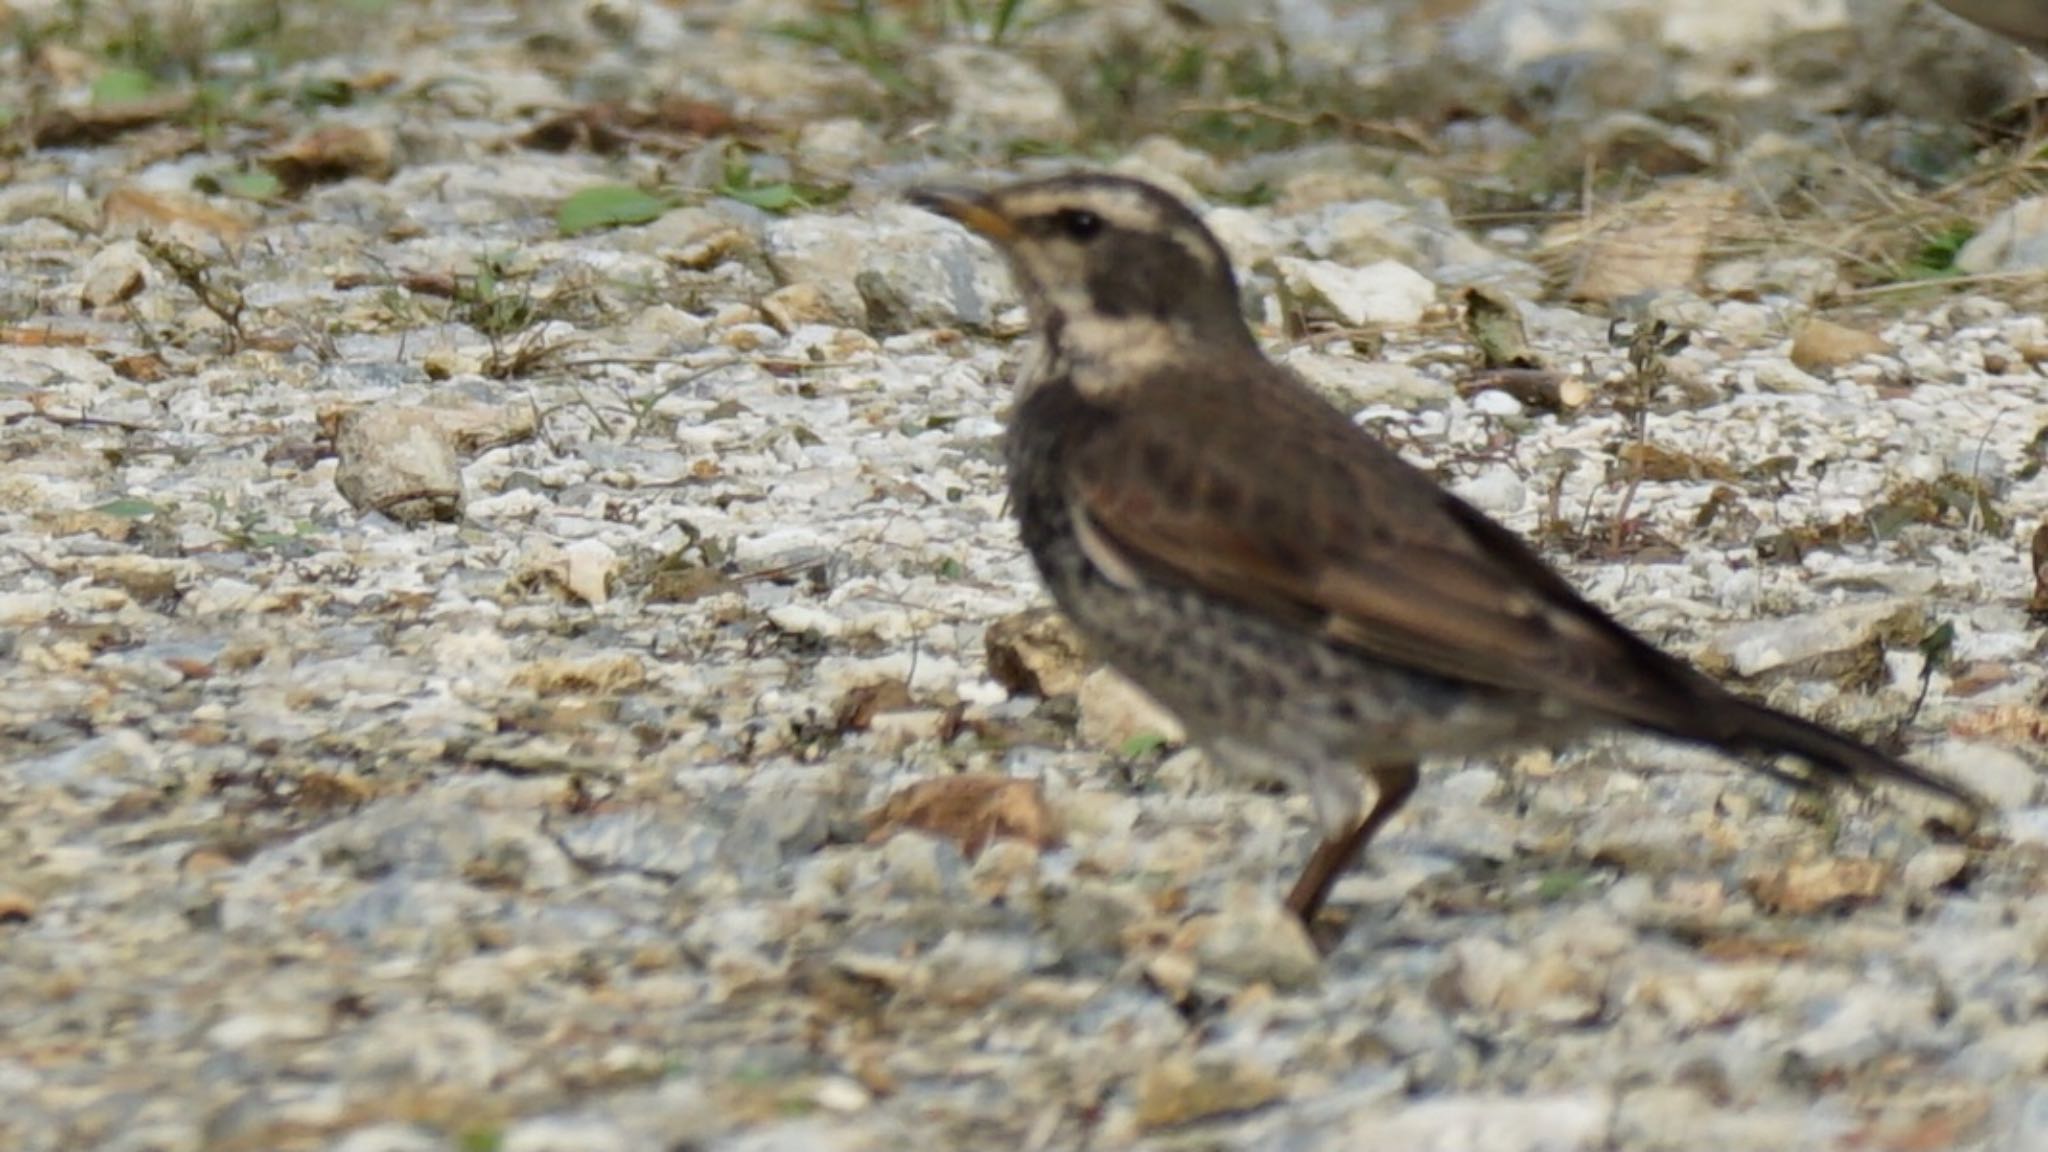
[1029,305,1187,401]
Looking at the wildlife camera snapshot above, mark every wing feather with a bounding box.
[1067,364,1712,726]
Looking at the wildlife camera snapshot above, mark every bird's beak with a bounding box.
[907,185,1015,244]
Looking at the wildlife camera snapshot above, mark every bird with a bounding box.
[909,173,1981,935]
[1934,0,2048,56]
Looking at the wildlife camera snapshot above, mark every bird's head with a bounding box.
[909,174,1252,366]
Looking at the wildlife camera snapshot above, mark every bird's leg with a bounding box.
[1284,761,1420,932]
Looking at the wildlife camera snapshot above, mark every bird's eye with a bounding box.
[1053,209,1103,241]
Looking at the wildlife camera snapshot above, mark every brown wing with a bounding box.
[1069,359,1716,728]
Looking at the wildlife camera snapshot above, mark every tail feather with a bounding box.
[1661,695,1984,814]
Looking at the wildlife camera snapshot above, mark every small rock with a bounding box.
[1746,857,1890,916]
[1918,740,2043,810]
[1451,465,1526,518]
[1078,667,1185,750]
[1285,349,1454,409]
[814,1077,872,1113]
[916,931,1037,1007]
[719,786,833,882]
[632,205,755,268]
[554,810,722,880]
[717,1118,902,1152]
[1205,206,1284,269]
[502,1117,630,1152]
[968,837,1041,902]
[1750,359,1827,394]
[1700,598,1922,679]
[984,607,1089,697]
[765,208,1010,333]
[874,829,967,899]
[1134,1052,1284,1130]
[562,539,619,606]
[928,45,1074,146]
[793,117,883,180]
[1703,255,1842,304]
[1790,319,1889,371]
[78,239,149,308]
[1468,389,1523,417]
[1269,1091,1613,1151]
[1177,887,1321,993]
[681,904,785,990]
[332,405,465,524]
[2006,1087,2048,1149]
[762,281,856,331]
[2006,807,2048,847]
[514,539,620,607]
[1785,986,1932,1079]
[333,1125,451,1152]
[1276,256,1436,328]
[1436,936,1605,1024]
[1956,196,2048,274]
[1047,880,1149,961]
[1900,845,1970,892]
[345,1010,511,1090]
[1115,134,1220,191]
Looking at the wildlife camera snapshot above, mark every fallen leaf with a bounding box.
[1459,284,1541,369]
[264,124,397,193]
[866,773,1060,860]
[834,679,914,733]
[33,92,194,147]
[101,185,253,244]
[111,353,169,382]
[558,184,674,236]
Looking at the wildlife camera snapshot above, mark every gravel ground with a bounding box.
[3,2,2047,1150]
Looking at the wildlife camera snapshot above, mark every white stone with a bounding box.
[1277,256,1437,327]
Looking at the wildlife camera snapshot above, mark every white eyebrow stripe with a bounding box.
[1003,187,1223,275]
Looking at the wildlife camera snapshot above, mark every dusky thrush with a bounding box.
[910,173,1980,931]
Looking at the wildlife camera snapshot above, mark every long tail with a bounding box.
[1660,695,1985,813]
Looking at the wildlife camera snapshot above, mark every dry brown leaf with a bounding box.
[101,185,253,244]
[33,92,194,147]
[834,679,914,733]
[111,353,169,382]
[866,773,1061,860]
[265,125,397,193]
[519,97,742,154]
[0,326,95,347]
